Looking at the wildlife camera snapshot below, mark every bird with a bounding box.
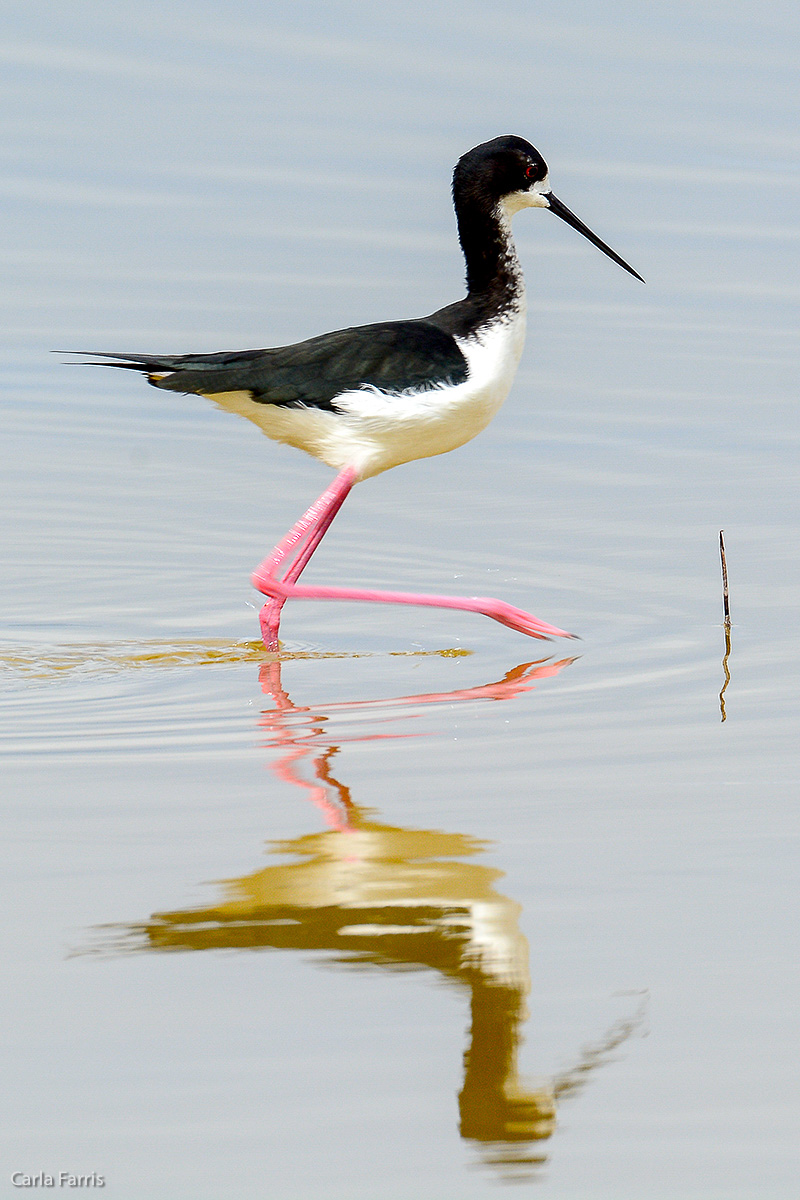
[85,136,643,650]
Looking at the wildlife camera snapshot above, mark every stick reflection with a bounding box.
[86,654,644,1179]
[719,622,732,723]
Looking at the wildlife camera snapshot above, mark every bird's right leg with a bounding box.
[252,466,357,649]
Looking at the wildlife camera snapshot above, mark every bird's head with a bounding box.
[454,136,644,282]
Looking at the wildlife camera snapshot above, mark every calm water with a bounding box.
[2,2,799,1197]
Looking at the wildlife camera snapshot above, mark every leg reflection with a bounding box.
[80,655,643,1179]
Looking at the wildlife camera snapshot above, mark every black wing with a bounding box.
[87,319,469,412]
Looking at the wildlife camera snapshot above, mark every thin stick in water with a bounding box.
[719,530,731,628]
[719,530,731,722]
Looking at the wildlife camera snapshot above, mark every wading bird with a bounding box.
[88,136,642,649]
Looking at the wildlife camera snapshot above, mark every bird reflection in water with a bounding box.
[87,653,645,1180]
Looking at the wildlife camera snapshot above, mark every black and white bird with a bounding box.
[88,136,642,648]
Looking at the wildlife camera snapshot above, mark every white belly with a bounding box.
[203,304,527,480]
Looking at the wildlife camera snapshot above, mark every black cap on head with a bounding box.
[454,135,549,203]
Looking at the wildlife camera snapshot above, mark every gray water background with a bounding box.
[2,2,799,1197]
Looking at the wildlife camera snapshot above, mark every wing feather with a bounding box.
[86,320,469,412]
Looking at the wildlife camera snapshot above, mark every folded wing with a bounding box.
[86,319,470,412]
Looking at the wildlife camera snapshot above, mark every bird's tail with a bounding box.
[73,350,210,389]
[69,349,263,394]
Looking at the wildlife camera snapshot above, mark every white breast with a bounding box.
[203,300,527,481]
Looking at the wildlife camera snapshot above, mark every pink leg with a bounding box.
[252,466,574,648]
[254,466,357,648]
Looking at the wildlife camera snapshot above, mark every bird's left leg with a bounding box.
[252,466,357,649]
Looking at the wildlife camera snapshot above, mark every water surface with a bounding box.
[2,2,799,1197]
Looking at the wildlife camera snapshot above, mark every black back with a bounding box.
[103,318,470,411]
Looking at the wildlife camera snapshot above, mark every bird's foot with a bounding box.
[467,597,576,640]
[258,596,286,651]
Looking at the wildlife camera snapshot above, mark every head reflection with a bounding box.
[88,653,642,1179]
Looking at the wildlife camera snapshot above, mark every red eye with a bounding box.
[524,165,536,180]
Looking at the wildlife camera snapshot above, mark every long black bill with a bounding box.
[546,192,644,282]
